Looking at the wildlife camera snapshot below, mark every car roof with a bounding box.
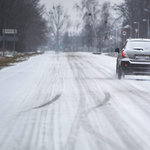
[127,38,150,42]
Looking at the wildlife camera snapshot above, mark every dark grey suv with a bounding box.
[115,39,150,79]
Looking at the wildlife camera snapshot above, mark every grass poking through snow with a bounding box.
[0,52,43,69]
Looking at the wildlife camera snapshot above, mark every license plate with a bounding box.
[135,55,149,59]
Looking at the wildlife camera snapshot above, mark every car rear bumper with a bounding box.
[121,59,150,75]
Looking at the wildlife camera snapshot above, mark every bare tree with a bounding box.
[48,4,71,51]
[114,0,150,38]
[74,0,111,52]
[97,2,112,51]
[63,31,70,48]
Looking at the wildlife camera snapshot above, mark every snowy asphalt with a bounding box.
[0,52,150,150]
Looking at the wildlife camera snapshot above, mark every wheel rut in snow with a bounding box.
[65,54,115,150]
[33,94,61,109]
[86,92,110,114]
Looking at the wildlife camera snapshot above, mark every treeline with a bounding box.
[114,0,150,38]
[48,4,71,50]
[0,0,48,52]
[74,0,111,52]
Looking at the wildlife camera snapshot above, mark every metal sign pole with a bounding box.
[3,31,5,56]
[148,19,149,38]
[130,26,132,38]
[138,23,140,38]
[2,32,4,56]
[13,29,15,56]
[2,29,18,56]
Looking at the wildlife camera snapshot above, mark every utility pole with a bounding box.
[88,12,97,52]
[134,22,140,38]
[148,19,149,38]
[144,9,150,38]
[49,5,61,51]
[56,5,61,51]
[143,19,149,38]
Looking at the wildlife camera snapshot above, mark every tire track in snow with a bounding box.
[64,55,86,150]
[64,54,125,150]
[81,116,125,150]
[64,54,90,150]
[81,53,150,114]
[85,92,110,114]
[0,69,47,149]
[76,54,150,150]
[73,57,126,150]
[0,54,62,150]
[33,94,61,109]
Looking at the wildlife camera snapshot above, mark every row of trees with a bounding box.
[74,0,111,52]
[0,0,48,52]
[1,0,149,52]
[114,0,150,38]
[62,31,82,52]
[47,0,150,52]
[48,4,71,50]
[70,0,150,52]
[47,0,112,52]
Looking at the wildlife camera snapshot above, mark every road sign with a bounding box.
[0,36,3,41]
[2,29,17,34]
[122,30,127,36]
[109,36,113,41]
[5,36,18,41]
[57,44,65,49]
[135,28,138,34]
[0,36,18,41]
[1,29,18,56]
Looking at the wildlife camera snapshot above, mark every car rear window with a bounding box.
[126,41,150,50]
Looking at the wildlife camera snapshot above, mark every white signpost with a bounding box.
[122,30,127,36]
[2,29,18,56]
[109,36,114,41]
[2,29,17,34]
[135,28,138,34]
[122,30,127,43]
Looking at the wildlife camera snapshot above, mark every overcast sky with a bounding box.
[40,0,82,21]
[40,0,123,18]
[40,0,123,31]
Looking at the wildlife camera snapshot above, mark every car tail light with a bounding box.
[122,50,126,58]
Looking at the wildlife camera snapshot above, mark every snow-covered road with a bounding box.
[0,52,150,150]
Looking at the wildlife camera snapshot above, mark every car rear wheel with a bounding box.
[118,67,122,79]
[116,65,118,74]
[122,72,125,78]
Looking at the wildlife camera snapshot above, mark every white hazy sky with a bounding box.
[40,0,123,18]
[40,0,82,21]
[40,0,123,31]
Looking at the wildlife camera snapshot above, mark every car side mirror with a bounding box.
[115,48,120,53]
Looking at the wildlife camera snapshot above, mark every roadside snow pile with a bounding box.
[0,51,21,57]
[106,52,118,57]
[15,57,27,62]
[0,51,43,69]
